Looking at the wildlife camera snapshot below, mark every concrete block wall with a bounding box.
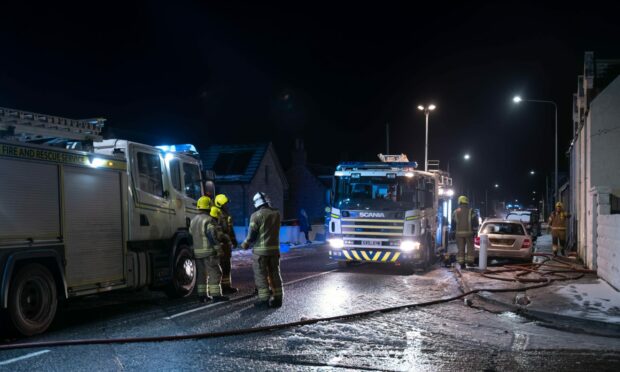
[597,214,620,290]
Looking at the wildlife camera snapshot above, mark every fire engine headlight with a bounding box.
[328,238,344,249]
[400,240,420,252]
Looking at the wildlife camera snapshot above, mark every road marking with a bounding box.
[164,267,339,320]
[0,350,50,366]
[164,302,225,320]
[284,268,339,286]
[511,333,528,351]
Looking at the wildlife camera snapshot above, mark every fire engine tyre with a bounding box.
[165,245,196,299]
[7,263,58,336]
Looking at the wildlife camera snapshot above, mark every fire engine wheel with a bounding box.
[7,263,58,336]
[165,244,196,299]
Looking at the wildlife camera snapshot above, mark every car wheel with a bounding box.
[165,244,196,298]
[8,263,58,336]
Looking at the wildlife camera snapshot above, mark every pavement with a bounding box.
[454,234,620,337]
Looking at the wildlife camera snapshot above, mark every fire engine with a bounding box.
[0,107,211,335]
[327,154,453,272]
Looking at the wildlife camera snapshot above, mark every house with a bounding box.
[201,143,288,229]
[569,51,620,289]
[285,139,334,224]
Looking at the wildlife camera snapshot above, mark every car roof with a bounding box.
[483,218,524,224]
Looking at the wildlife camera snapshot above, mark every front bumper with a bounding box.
[329,248,423,264]
[474,245,532,260]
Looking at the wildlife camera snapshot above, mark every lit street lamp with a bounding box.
[513,95,558,203]
[418,104,436,172]
[464,153,471,160]
[530,170,535,175]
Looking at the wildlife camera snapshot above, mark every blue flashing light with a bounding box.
[336,161,419,171]
[507,204,513,209]
[156,144,198,154]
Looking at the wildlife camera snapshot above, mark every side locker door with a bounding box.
[130,144,172,240]
[181,161,203,226]
[168,157,187,229]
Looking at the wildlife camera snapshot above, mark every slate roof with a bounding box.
[201,143,287,187]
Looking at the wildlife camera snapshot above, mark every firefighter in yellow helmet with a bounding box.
[189,196,229,303]
[451,195,479,268]
[548,202,569,256]
[213,194,238,294]
[241,192,283,308]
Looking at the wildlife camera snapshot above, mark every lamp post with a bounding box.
[418,104,436,172]
[513,96,558,203]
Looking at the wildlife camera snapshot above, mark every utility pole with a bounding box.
[386,122,389,154]
[545,175,549,220]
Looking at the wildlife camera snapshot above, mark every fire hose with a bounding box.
[0,254,596,351]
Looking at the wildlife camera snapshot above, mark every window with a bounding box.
[183,163,202,200]
[169,159,182,191]
[137,152,164,197]
[481,222,525,235]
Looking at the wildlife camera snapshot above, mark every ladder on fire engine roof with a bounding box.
[377,153,410,162]
[0,106,105,143]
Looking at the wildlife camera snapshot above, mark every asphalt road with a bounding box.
[1,245,619,371]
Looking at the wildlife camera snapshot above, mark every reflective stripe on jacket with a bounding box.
[549,211,568,230]
[244,207,281,256]
[452,206,475,237]
[189,213,218,258]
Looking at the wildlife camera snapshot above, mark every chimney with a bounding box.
[292,139,307,166]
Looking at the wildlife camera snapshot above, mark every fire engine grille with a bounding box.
[341,218,404,238]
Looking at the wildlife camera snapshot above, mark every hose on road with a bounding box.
[0,254,595,351]
[480,253,596,283]
[0,280,551,351]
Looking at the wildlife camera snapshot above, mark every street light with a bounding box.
[494,184,499,188]
[464,153,471,160]
[513,95,558,203]
[418,104,436,172]
[530,170,535,175]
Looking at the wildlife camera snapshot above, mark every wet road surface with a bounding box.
[1,245,619,371]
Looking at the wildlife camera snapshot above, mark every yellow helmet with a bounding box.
[210,206,222,219]
[555,202,564,208]
[197,196,212,211]
[214,194,229,208]
[458,195,469,205]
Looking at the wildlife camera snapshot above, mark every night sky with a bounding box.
[1,2,619,207]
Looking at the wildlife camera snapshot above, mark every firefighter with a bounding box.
[189,196,229,303]
[451,195,479,268]
[548,202,569,256]
[214,193,238,294]
[240,192,283,308]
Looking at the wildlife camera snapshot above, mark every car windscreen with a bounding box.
[506,213,531,223]
[481,222,525,235]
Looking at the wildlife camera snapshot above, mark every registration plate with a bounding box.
[362,240,382,247]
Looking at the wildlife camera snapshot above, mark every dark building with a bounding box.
[285,140,334,223]
[202,143,288,227]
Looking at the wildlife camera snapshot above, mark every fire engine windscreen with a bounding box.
[334,175,434,210]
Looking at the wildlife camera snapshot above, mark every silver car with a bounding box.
[474,219,533,260]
